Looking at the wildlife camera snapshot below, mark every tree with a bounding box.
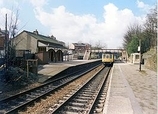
[123,24,142,55]
[127,35,139,55]
[123,5,157,55]
[92,40,107,49]
[3,9,19,78]
[143,6,157,48]
[9,10,19,39]
[123,24,142,49]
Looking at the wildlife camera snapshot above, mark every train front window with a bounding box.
[110,54,112,58]
[103,54,113,58]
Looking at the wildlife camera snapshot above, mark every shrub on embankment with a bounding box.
[143,48,157,71]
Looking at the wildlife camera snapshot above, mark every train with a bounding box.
[102,52,114,66]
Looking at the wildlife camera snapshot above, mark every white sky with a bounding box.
[0,0,155,48]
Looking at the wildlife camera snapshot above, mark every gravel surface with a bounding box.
[0,82,40,100]
[19,65,104,113]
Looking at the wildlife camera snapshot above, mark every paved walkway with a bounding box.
[103,62,157,114]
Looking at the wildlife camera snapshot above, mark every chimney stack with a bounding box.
[33,29,38,34]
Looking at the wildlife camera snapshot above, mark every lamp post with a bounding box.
[5,14,9,76]
[138,39,141,71]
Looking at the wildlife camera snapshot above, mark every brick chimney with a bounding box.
[33,29,38,35]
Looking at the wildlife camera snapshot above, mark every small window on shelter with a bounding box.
[135,55,139,59]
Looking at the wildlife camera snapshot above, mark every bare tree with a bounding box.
[3,9,19,78]
[123,24,142,49]
[123,5,157,55]
[8,10,19,39]
[143,6,157,48]
[95,40,101,49]
[8,10,19,65]
[93,40,107,49]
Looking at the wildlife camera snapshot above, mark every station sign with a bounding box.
[138,46,140,52]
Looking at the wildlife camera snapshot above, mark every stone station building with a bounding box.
[12,30,67,64]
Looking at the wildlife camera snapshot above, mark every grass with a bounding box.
[139,70,147,75]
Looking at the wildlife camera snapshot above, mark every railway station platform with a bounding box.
[37,59,100,83]
[103,62,157,114]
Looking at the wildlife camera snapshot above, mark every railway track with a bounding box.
[0,63,101,114]
[48,66,111,114]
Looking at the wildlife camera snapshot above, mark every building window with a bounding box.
[38,47,46,52]
[135,55,139,59]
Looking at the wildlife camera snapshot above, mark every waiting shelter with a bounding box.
[130,53,140,64]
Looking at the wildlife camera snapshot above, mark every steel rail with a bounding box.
[50,66,111,114]
[87,66,111,114]
[0,63,101,114]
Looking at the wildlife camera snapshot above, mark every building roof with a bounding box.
[0,30,5,37]
[16,30,67,49]
[25,30,62,45]
[72,43,89,46]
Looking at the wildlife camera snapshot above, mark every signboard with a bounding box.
[16,50,31,57]
[138,46,140,52]
[16,50,24,57]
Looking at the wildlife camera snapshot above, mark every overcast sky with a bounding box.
[0,0,156,48]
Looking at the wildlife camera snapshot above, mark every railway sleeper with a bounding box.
[26,97,33,101]
[74,96,92,99]
[97,99,105,103]
[30,92,41,96]
[71,99,88,103]
[79,91,95,95]
[99,97,105,100]
[17,96,26,100]
[100,93,107,96]
[63,96,70,100]
[63,106,85,113]
[58,99,66,104]
[58,110,82,114]
[68,102,86,107]
[81,90,96,94]
[69,91,76,95]
[35,90,46,94]
[77,94,92,97]
[95,103,104,108]
[0,103,10,110]
[93,107,103,113]
[65,94,73,97]
[3,106,13,112]
[9,100,18,106]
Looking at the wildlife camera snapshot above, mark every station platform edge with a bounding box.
[37,59,101,83]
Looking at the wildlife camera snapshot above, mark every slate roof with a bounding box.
[0,30,6,37]
[17,30,67,49]
[72,43,87,46]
